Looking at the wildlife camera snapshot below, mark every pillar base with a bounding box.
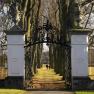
[5,76,24,89]
[72,76,90,90]
[0,79,5,88]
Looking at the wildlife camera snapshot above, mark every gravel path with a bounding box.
[24,91,74,94]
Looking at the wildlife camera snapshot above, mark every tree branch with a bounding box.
[81,0,94,6]
[84,4,94,28]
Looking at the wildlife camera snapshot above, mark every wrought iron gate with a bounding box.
[25,20,72,89]
[64,45,71,89]
[25,45,33,88]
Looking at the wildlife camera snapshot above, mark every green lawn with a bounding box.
[76,91,94,94]
[0,89,25,94]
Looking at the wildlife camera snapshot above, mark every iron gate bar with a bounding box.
[25,41,72,89]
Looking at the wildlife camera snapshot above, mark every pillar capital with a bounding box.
[70,28,92,35]
[5,25,26,35]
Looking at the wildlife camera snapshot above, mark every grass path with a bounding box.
[34,64,63,81]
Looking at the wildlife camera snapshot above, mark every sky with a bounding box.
[43,43,49,52]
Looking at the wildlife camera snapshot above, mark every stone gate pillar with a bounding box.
[71,29,91,90]
[5,25,26,88]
